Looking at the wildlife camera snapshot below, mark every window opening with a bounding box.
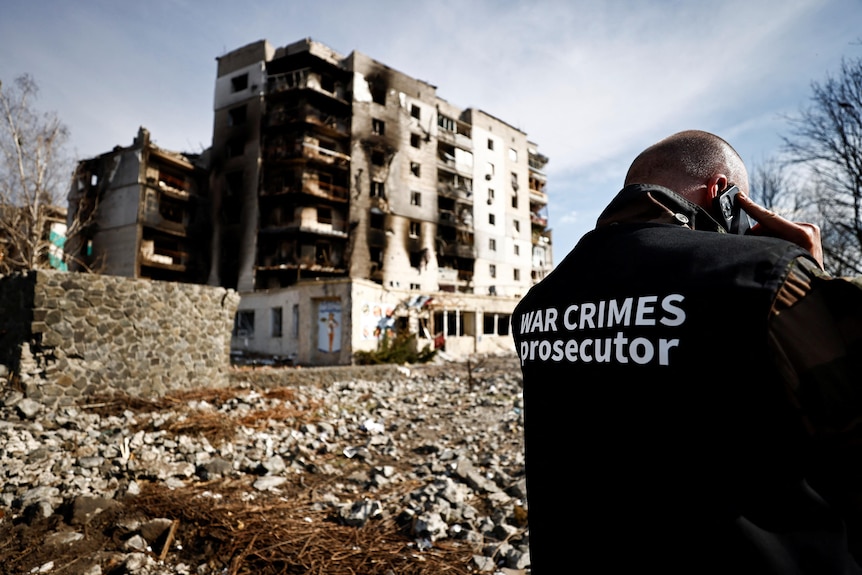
[233,310,255,337]
[228,105,247,126]
[231,73,249,92]
[271,307,283,337]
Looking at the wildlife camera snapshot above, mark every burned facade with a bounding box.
[209,38,553,365]
[66,38,553,366]
[67,127,210,283]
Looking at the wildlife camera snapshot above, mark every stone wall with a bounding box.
[0,270,240,406]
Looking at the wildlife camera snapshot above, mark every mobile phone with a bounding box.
[713,185,750,235]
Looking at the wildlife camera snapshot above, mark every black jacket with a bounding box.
[513,184,862,574]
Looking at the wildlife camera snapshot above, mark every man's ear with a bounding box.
[706,175,729,201]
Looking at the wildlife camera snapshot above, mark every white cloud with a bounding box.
[1,0,859,262]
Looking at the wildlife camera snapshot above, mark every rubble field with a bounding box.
[0,355,529,575]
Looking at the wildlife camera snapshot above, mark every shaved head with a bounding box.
[624,130,749,203]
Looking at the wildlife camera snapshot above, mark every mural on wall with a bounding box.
[360,302,397,341]
[318,300,342,353]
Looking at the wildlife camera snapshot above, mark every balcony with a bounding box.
[265,107,350,136]
[262,179,349,203]
[267,70,349,103]
[530,212,548,228]
[437,183,474,203]
[437,126,472,150]
[264,141,350,168]
[529,188,548,206]
[438,244,477,259]
[532,229,552,246]
[140,241,188,270]
[438,209,473,230]
[259,220,349,239]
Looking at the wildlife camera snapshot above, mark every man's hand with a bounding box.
[736,192,824,268]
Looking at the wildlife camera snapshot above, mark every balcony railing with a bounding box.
[264,141,350,168]
[529,189,548,206]
[262,180,349,202]
[140,245,188,269]
[259,220,349,238]
[437,183,474,202]
[438,244,477,258]
[530,212,548,227]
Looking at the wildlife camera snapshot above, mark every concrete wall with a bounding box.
[232,278,518,365]
[0,270,240,406]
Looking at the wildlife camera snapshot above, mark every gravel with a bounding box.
[0,355,530,574]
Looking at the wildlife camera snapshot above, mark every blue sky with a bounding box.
[1,0,860,264]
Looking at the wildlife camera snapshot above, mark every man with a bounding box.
[512,130,862,573]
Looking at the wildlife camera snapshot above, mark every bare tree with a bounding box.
[749,157,794,211]
[783,55,862,275]
[0,74,74,274]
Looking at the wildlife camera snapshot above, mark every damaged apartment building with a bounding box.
[68,37,553,366]
[212,38,553,366]
[66,127,210,284]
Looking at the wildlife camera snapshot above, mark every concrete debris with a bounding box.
[0,356,530,574]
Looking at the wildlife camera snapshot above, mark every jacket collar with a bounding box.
[596,184,727,233]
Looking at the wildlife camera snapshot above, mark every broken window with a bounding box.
[371,181,385,198]
[233,310,255,337]
[489,213,496,226]
[368,75,387,104]
[228,105,247,126]
[370,211,385,230]
[438,114,455,132]
[498,314,511,335]
[514,244,520,256]
[411,104,421,119]
[411,133,421,148]
[370,247,383,266]
[488,188,495,204]
[315,242,331,265]
[511,171,519,190]
[410,162,421,177]
[320,74,335,94]
[371,150,385,166]
[489,264,496,278]
[410,191,421,206]
[271,307,283,338]
[317,207,332,225]
[372,118,385,135]
[511,193,518,209]
[231,73,249,92]
[227,137,244,158]
[483,314,496,335]
[409,221,421,238]
[488,138,494,151]
[159,196,185,223]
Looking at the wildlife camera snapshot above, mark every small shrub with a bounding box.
[353,330,436,365]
